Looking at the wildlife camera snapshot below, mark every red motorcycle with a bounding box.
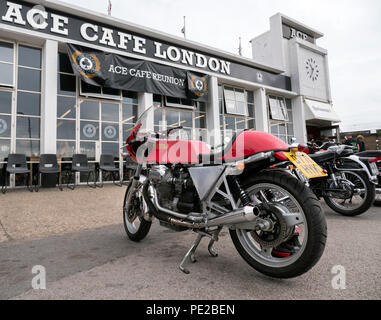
[123,106,327,278]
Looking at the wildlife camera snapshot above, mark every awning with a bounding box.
[304,99,341,123]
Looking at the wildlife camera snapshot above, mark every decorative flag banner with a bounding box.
[108,0,112,16]
[67,43,210,102]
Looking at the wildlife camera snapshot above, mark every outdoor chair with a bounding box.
[97,154,122,188]
[2,154,33,194]
[35,154,63,192]
[66,154,96,190]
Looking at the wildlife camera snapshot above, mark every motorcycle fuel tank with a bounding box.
[145,139,211,164]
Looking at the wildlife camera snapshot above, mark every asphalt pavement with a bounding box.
[0,186,380,300]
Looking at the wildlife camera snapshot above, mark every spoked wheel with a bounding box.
[324,171,375,216]
[230,171,327,279]
[123,180,152,242]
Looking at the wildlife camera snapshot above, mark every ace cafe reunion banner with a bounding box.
[67,44,210,102]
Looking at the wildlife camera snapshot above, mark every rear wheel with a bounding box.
[230,170,327,279]
[324,171,375,216]
[374,176,381,207]
[123,180,152,242]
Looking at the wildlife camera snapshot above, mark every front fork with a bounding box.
[125,164,143,215]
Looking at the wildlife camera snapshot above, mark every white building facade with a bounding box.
[0,1,340,187]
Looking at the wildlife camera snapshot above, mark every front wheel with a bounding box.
[230,170,327,279]
[323,171,375,216]
[123,180,152,242]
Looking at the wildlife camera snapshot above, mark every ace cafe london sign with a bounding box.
[1,1,231,75]
[282,24,315,44]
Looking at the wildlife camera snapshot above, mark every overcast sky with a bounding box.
[60,0,381,131]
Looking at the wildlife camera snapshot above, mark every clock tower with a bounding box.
[250,13,340,143]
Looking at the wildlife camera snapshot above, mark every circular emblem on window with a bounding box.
[104,126,117,139]
[0,119,8,135]
[83,124,97,138]
[71,51,101,79]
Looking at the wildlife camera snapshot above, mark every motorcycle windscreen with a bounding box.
[188,166,225,201]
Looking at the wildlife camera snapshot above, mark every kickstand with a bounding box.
[179,228,222,274]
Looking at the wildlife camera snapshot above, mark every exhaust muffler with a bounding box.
[206,206,259,227]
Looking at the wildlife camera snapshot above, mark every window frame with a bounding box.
[164,96,196,110]
[0,39,16,88]
[57,51,78,157]
[218,85,256,144]
[267,95,295,144]
[223,86,248,116]
[154,95,208,141]
[14,42,42,158]
[80,80,123,101]
[268,95,288,121]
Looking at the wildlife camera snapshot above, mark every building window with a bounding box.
[165,96,195,109]
[0,41,14,87]
[153,95,207,142]
[80,80,122,101]
[268,96,294,144]
[223,87,247,116]
[122,91,138,142]
[0,90,12,163]
[16,45,42,158]
[218,85,255,143]
[57,52,77,159]
[268,96,288,121]
[57,53,139,183]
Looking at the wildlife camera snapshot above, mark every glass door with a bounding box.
[79,99,121,184]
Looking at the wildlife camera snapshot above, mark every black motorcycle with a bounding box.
[292,143,378,216]
[355,151,381,207]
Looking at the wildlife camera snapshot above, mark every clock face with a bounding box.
[305,58,320,81]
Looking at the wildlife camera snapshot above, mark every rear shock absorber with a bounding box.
[230,177,251,206]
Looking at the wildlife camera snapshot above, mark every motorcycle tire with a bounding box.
[230,170,327,279]
[123,180,152,242]
[374,178,381,207]
[374,193,381,207]
[323,171,375,216]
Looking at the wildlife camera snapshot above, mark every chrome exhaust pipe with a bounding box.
[376,188,381,195]
[149,184,260,228]
[207,206,259,227]
[149,186,204,222]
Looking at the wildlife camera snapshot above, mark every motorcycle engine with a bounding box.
[148,165,199,213]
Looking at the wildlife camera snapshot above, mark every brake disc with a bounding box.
[326,180,353,199]
[250,205,288,248]
[125,190,141,223]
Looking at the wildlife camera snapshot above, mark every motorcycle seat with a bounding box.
[198,133,240,164]
[309,151,336,163]
[198,150,238,164]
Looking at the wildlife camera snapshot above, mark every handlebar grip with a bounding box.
[167,126,183,135]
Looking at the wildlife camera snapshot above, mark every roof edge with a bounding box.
[27,0,285,74]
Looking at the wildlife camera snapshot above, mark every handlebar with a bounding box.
[166,126,183,136]
[126,126,184,147]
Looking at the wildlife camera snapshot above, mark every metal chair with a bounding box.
[97,154,122,188]
[35,154,63,192]
[66,154,96,190]
[2,154,33,194]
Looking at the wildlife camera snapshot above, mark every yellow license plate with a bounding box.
[285,152,328,179]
